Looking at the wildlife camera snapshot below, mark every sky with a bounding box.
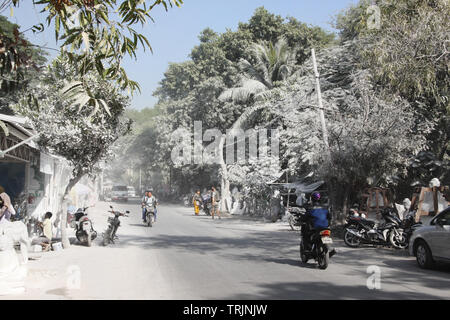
[5,0,359,110]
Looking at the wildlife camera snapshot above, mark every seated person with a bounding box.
[34,212,53,251]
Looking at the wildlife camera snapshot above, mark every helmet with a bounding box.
[311,192,321,201]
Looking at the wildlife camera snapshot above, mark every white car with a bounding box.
[127,186,136,198]
[111,185,128,202]
[409,207,450,269]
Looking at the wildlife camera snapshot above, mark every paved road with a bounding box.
[7,200,450,299]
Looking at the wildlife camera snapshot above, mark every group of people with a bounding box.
[0,185,53,251]
[192,186,221,219]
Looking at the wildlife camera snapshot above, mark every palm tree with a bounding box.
[219,37,297,104]
[217,38,297,212]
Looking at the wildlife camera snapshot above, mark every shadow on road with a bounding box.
[220,280,447,300]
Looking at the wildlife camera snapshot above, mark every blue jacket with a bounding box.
[306,206,331,229]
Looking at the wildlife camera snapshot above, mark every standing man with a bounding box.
[211,186,221,220]
[141,190,149,223]
[192,190,203,216]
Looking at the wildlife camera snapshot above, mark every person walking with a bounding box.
[0,186,15,222]
[211,186,221,220]
[192,190,203,216]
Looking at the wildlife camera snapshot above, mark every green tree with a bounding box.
[14,54,132,248]
[219,37,297,104]
[3,0,183,98]
[335,0,450,170]
[0,15,48,114]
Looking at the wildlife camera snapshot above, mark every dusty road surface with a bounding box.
[3,200,450,299]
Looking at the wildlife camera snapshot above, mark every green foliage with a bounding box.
[13,55,132,179]
[334,0,450,170]
[6,0,183,93]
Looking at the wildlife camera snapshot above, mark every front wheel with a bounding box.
[415,240,434,269]
[147,214,153,227]
[389,229,408,249]
[344,228,362,248]
[299,241,308,263]
[288,215,301,231]
[103,226,112,246]
[103,230,110,246]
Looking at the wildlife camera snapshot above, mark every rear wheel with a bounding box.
[317,247,329,270]
[86,231,92,247]
[415,240,434,269]
[389,229,408,249]
[344,228,362,248]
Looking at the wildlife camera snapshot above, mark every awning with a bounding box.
[0,113,39,162]
[0,114,38,149]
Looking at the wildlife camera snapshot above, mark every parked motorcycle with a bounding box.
[183,195,191,207]
[285,206,304,231]
[299,215,334,269]
[391,211,423,249]
[70,206,97,247]
[202,193,212,216]
[102,206,129,246]
[344,207,409,249]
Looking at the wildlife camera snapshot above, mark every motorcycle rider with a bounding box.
[142,190,158,223]
[302,192,336,257]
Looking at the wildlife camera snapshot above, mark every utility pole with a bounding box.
[311,48,330,150]
[139,167,142,193]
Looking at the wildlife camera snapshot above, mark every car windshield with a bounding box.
[112,186,128,191]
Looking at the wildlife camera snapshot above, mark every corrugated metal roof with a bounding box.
[0,113,38,149]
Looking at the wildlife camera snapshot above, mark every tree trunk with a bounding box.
[59,171,86,249]
[217,103,268,214]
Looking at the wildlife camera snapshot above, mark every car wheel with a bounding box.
[415,240,434,269]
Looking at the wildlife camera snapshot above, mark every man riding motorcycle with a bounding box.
[142,190,158,223]
[301,192,336,258]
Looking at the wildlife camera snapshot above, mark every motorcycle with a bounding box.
[144,205,156,227]
[202,193,212,216]
[102,205,129,246]
[70,206,97,247]
[285,206,304,231]
[299,215,334,269]
[390,211,423,249]
[343,207,409,249]
[183,195,191,207]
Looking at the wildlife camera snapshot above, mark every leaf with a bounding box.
[81,32,90,53]
[98,99,111,116]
